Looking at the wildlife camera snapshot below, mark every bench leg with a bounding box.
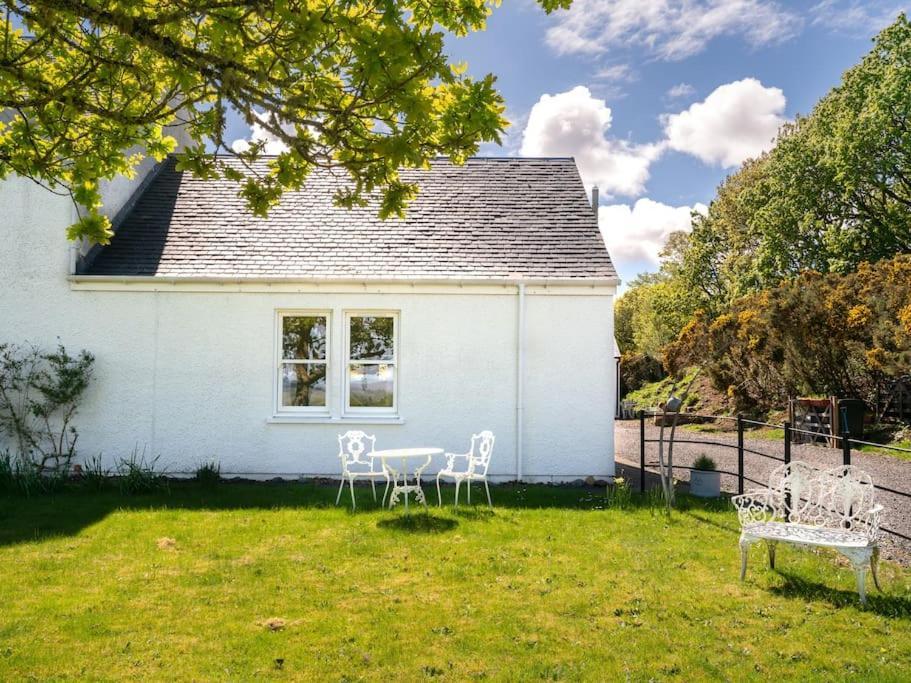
[766,541,777,570]
[739,537,753,580]
[870,547,882,592]
[855,566,867,606]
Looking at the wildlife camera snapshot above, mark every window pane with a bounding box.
[281,363,327,407]
[282,316,327,360]
[349,316,394,360]
[349,363,394,408]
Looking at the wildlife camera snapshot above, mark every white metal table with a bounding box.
[370,448,443,511]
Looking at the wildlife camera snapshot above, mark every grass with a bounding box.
[625,368,701,412]
[1,482,910,680]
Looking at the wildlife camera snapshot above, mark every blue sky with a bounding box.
[438,0,907,287]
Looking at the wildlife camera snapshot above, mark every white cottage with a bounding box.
[1,156,619,481]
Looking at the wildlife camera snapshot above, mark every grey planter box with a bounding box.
[690,470,721,498]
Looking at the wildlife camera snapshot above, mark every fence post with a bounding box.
[783,420,792,513]
[737,414,744,495]
[783,421,791,465]
[639,410,646,493]
[842,427,852,466]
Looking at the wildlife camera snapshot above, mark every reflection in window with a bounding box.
[349,363,395,407]
[347,315,396,411]
[280,315,328,408]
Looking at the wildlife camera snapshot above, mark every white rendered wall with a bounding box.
[0,179,616,481]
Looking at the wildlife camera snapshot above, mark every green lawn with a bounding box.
[1,482,909,681]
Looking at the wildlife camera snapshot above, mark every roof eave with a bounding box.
[68,274,621,287]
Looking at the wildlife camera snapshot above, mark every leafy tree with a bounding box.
[679,14,911,307]
[0,0,568,242]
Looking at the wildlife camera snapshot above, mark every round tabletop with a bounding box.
[370,447,443,459]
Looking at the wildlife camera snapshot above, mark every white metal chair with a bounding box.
[336,431,389,510]
[436,431,495,507]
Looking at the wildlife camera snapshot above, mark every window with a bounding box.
[346,313,397,412]
[278,313,328,411]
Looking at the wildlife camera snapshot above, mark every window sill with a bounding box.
[267,415,405,425]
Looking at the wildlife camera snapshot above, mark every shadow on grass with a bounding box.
[0,479,738,549]
[770,570,911,619]
[376,513,458,534]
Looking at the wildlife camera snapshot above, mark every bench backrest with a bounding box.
[767,461,878,536]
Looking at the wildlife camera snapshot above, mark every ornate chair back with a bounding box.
[338,431,377,475]
[468,431,495,476]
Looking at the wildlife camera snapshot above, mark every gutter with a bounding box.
[68,274,622,287]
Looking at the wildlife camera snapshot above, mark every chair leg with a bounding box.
[371,479,377,502]
[436,475,443,507]
[336,477,345,506]
[349,477,357,511]
[484,479,492,508]
[766,541,777,570]
[454,480,461,508]
[382,478,391,507]
[871,547,882,592]
[467,480,471,505]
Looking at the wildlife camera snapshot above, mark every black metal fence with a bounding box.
[636,411,911,542]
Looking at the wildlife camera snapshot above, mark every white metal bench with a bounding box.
[732,461,884,604]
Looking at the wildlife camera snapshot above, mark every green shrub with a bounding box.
[0,342,94,476]
[80,455,110,491]
[194,460,221,487]
[693,454,716,471]
[117,448,167,495]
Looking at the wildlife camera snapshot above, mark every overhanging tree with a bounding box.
[0,0,568,243]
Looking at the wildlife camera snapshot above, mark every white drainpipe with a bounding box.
[516,283,526,481]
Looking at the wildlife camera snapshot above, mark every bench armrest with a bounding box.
[731,489,783,527]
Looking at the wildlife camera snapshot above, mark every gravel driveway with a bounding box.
[615,420,911,565]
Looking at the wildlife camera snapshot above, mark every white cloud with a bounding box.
[599,198,708,267]
[545,0,802,60]
[666,83,696,100]
[520,86,663,197]
[811,1,905,35]
[663,78,786,167]
[593,64,637,82]
[231,110,291,155]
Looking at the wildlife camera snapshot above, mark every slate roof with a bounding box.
[80,156,616,281]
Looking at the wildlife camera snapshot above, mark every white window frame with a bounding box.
[343,310,399,416]
[274,310,331,415]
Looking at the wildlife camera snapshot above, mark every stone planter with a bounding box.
[690,469,720,498]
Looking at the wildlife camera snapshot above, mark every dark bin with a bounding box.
[838,399,866,436]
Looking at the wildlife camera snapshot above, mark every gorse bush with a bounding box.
[666,255,911,413]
